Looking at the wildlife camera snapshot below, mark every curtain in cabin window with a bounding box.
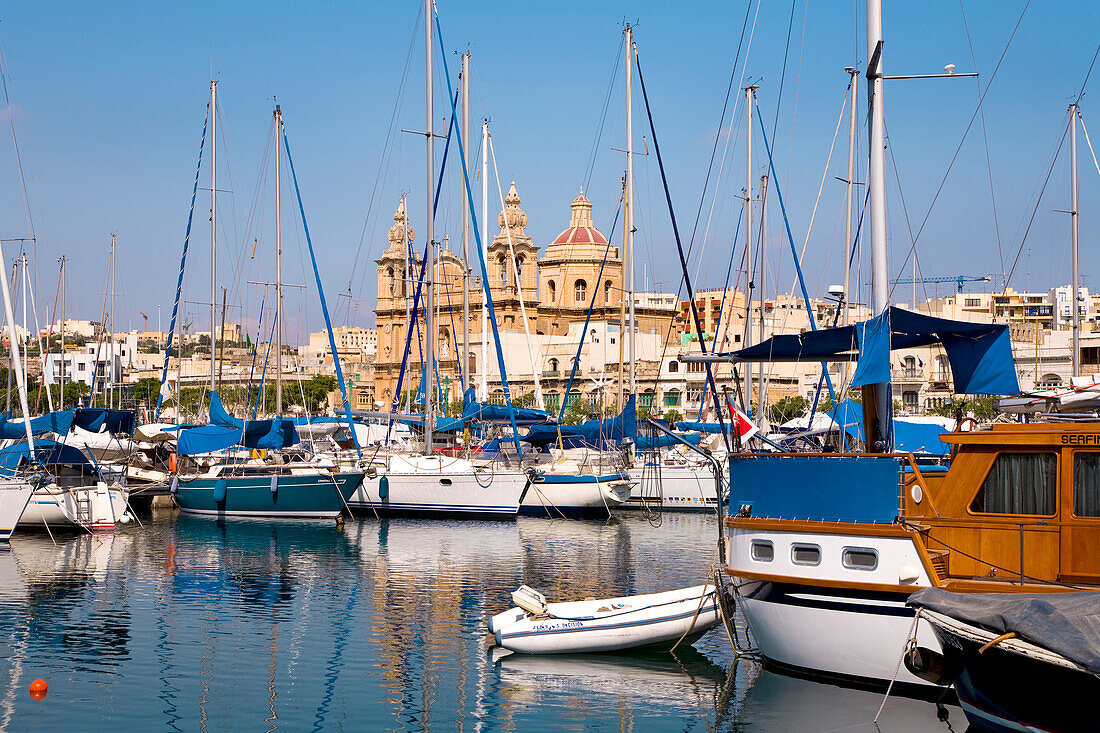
[1074,453,1100,517]
[970,452,1056,516]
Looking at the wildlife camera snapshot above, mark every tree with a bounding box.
[132,377,162,406]
[767,395,810,424]
[930,396,996,422]
[662,408,683,425]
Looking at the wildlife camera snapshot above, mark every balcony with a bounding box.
[894,368,923,382]
[542,370,560,378]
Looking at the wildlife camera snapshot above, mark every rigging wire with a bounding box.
[582,33,626,193]
[958,0,1006,285]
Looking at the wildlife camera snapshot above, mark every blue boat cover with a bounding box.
[177,419,299,455]
[388,414,466,433]
[73,408,135,436]
[0,440,93,472]
[674,421,726,434]
[0,410,75,440]
[635,433,702,451]
[460,387,554,426]
[728,453,902,523]
[827,400,950,455]
[524,396,636,448]
[908,588,1100,675]
[208,391,243,429]
[729,307,1019,395]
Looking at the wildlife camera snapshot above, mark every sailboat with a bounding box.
[703,0,1100,692]
[349,2,529,519]
[166,88,363,520]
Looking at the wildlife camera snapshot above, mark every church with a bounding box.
[373,184,680,410]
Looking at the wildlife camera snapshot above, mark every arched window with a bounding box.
[498,256,507,287]
[668,360,678,373]
[548,358,559,372]
[439,329,450,358]
[515,256,523,285]
[902,390,919,409]
[387,267,395,296]
[605,280,613,304]
[547,280,556,303]
[574,279,587,303]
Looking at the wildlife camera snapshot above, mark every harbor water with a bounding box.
[0,511,958,731]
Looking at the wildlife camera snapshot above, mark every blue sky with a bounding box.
[0,1,1095,344]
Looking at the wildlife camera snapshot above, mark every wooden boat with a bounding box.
[907,588,1100,733]
[725,420,1100,689]
[489,584,720,654]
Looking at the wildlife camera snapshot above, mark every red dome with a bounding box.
[551,226,608,246]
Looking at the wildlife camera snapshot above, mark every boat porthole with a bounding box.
[750,540,774,562]
[911,485,923,504]
[440,478,452,486]
[791,544,821,566]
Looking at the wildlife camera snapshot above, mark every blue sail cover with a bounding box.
[460,387,553,426]
[674,421,726,434]
[636,433,702,451]
[73,408,135,436]
[177,419,299,455]
[0,410,75,440]
[524,396,636,448]
[208,391,243,429]
[729,306,1019,395]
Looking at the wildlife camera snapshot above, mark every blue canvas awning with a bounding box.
[827,400,950,455]
[636,433,702,451]
[0,440,93,472]
[728,307,1019,395]
[674,421,726,434]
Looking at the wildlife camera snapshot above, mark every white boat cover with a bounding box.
[908,588,1100,674]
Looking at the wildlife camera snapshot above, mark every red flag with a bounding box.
[726,395,759,442]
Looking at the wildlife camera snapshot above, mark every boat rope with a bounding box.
[874,609,922,724]
[634,48,730,451]
[281,120,361,458]
[156,104,209,421]
[671,557,718,653]
[435,9,523,455]
[978,631,1017,654]
[753,98,835,400]
[697,206,743,422]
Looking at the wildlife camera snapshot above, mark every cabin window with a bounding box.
[1073,453,1100,517]
[970,452,1057,516]
[750,540,774,562]
[791,544,821,566]
[842,548,879,571]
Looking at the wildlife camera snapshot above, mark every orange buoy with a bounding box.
[168,452,177,473]
[29,678,47,700]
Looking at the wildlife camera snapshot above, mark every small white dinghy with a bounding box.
[489,584,721,655]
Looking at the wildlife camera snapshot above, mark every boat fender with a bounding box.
[903,646,960,686]
[379,474,389,500]
[168,452,177,473]
[169,476,178,494]
[270,475,278,495]
[213,478,227,503]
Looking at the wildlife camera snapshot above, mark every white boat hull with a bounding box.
[0,479,34,541]
[521,474,632,515]
[623,464,721,512]
[491,585,721,654]
[20,484,129,530]
[727,526,941,687]
[351,454,528,518]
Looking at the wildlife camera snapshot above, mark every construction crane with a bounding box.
[888,275,991,292]
[139,311,148,333]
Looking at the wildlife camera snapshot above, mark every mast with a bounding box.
[210,79,218,393]
[422,0,435,451]
[460,52,471,394]
[403,192,411,412]
[480,119,489,401]
[757,174,768,430]
[625,24,636,395]
[1070,103,1080,377]
[618,175,627,410]
[58,255,66,410]
[744,84,756,416]
[20,253,27,401]
[842,66,858,387]
[0,243,34,453]
[274,104,283,415]
[865,0,892,450]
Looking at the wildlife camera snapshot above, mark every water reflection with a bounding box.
[0,513,961,731]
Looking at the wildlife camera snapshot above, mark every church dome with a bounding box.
[549,190,608,247]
